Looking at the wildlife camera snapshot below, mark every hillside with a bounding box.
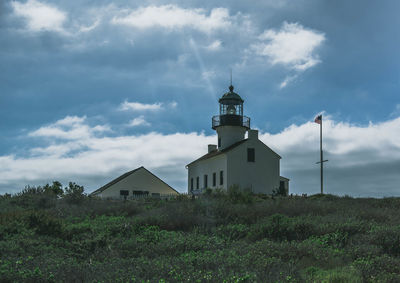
[1,185,400,282]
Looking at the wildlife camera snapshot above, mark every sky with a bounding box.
[1,0,399,197]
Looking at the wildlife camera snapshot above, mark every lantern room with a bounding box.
[212,85,250,130]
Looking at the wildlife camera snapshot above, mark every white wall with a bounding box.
[187,154,227,192]
[96,168,178,199]
[226,139,280,194]
[216,126,247,149]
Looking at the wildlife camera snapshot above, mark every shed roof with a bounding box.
[90,166,179,195]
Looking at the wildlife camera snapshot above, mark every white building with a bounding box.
[90,166,179,199]
[186,85,289,195]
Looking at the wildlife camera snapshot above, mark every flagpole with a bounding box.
[320,116,323,194]
[315,114,327,194]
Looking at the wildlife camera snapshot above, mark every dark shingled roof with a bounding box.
[90,166,179,195]
[186,139,247,167]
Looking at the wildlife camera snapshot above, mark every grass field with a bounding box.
[1,184,400,282]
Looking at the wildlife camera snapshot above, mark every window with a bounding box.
[204,174,208,188]
[196,177,199,189]
[213,172,216,187]
[133,190,147,198]
[152,193,160,198]
[218,138,221,148]
[191,178,194,191]
[120,190,129,200]
[120,190,129,196]
[247,148,255,162]
[220,171,224,185]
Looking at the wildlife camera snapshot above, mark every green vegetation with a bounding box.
[1,184,400,282]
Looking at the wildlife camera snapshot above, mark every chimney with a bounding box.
[208,144,217,153]
[248,129,258,140]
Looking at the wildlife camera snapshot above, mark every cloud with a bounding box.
[279,75,298,89]
[261,116,400,196]
[168,101,178,108]
[253,22,325,71]
[1,120,215,193]
[29,115,110,140]
[11,0,67,33]
[78,19,100,33]
[390,104,400,117]
[119,101,177,112]
[128,116,150,127]
[111,5,231,32]
[206,40,222,51]
[120,101,163,111]
[2,115,400,197]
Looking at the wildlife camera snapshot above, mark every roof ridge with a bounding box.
[186,139,248,167]
[89,166,179,195]
[89,167,142,195]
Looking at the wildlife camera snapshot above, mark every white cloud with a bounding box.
[120,101,177,112]
[202,70,216,80]
[168,101,178,108]
[2,115,400,197]
[11,0,67,33]
[261,117,400,196]
[120,101,163,111]
[279,75,297,89]
[253,22,325,71]
[390,104,400,117]
[111,5,231,32]
[29,115,110,140]
[54,115,86,126]
[206,40,222,51]
[128,116,150,127]
[78,19,100,33]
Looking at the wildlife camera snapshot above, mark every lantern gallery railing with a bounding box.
[212,115,250,129]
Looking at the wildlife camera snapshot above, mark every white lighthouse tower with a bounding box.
[186,84,289,195]
[212,85,250,149]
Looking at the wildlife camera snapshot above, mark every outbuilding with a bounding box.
[90,166,179,199]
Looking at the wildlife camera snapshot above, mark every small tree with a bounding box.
[64,182,85,204]
[43,181,64,197]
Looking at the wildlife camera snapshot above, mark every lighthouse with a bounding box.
[212,85,250,150]
[186,84,289,195]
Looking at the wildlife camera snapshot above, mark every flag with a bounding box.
[314,115,322,124]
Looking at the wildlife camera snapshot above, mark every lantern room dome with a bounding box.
[212,84,250,130]
[219,85,244,104]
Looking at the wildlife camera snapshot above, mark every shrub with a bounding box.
[370,226,400,256]
[227,185,254,204]
[63,182,86,204]
[26,211,64,237]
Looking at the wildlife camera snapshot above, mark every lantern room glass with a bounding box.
[219,103,243,116]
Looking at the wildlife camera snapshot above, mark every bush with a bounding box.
[2,186,400,282]
[26,211,64,237]
[227,185,254,204]
[63,182,86,204]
